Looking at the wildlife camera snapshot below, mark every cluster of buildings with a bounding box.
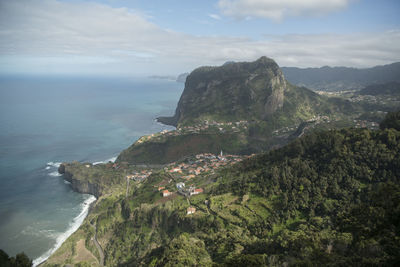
[349,94,378,103]
[272,115,332,136]
[126,170,153,182]
[135,120,250,144]
[176,120,249,134]
[164,152,244,178]
[353,120,379,129]
[159,182,204,198]
[176,182,204,197]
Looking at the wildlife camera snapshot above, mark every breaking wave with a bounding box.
[93,156,117,165]
[32,195,96,267]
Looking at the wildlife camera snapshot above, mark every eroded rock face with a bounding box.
[59,164,101,198]
[157,56,287,126]
[264,70,286,116]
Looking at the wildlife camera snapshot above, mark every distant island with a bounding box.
[176,72,189,83]
[148,72,189,83]
[42,57,400,267]
[147,75,177,81]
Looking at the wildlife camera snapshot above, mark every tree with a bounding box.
[380,110,400,131]
[0,250,32,267]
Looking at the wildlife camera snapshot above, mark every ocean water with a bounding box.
[0,75,182,265]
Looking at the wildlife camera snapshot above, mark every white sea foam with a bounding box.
[46,162,61,168]
[49,171,61,177]
[45,166,51,170]
[21,226,59,239]
[64,180,71,185]
[32,194,96,267]
[93,156,117,165]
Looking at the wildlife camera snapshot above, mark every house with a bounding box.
[176,182,185,190]
[187,207,196,215]
[162,190,172,197]
[158,186,165,191]
[170,167,182,173]
[190,188,203,196]
[183,175,195,180]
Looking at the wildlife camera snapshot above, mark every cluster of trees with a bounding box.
[209,111,400,265]
[380,110,400,131]
[0,250,31,267]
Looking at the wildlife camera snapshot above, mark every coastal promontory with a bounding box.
[118,57,358,164]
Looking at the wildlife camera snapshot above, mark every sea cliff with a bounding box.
[59,164,103,198]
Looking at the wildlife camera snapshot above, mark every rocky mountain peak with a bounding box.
[157,57,289,126]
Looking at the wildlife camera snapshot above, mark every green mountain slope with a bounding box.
[359,81,400,96]
[282,62,400,91]
[118,57,358,164]
[46,111,400,266]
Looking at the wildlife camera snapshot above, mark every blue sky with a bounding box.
[0,0,399,75]
[101,0,400,36]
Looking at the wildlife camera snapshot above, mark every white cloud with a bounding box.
[208,13,222,20]
[0,0,399,75]
[218,0,351,21]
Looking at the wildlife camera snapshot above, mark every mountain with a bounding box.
[46,111,400,266]
[358,81,400,96]
[117,57,358,164]
[282,62,400,91]
[158,56,356,127]
[158,56,289,126]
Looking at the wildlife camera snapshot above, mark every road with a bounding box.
[91,224,104,266]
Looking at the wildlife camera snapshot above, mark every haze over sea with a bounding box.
[0,75,182,265]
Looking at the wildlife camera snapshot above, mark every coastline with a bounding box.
[36,121,174,265]
[0,76,183,266]
[36,155,119,266]
[33,193,97,267]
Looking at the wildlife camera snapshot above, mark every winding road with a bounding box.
[90,224,104,266]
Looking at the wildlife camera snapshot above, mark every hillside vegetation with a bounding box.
[282,62,400,91]
[46,111,400,266]
[120,57,359,165]
[359,81,400,96]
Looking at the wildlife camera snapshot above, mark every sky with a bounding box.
[0,0,399,76]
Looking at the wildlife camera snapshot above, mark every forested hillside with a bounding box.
[46,111,400,266]
[282,62,400,91]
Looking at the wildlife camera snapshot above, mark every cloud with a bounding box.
[0,0,399,75]
[208,13,222,20]
[218,0,351,21]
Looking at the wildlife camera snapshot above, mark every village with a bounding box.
[122,151,251,215]
[272,115,333,136]
[125,170,153,182]
[136,120,249,144]
[163,151,246,177]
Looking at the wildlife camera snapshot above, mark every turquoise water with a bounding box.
[0,75,182,265]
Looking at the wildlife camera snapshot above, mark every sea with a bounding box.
[0,75,183,266]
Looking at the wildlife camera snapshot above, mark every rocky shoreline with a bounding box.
[58,163,103,198]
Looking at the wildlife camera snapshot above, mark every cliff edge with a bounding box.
[157,56,288,127]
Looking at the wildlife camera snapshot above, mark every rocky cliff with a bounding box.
[158,56,288,127]
[59,164,103,198]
